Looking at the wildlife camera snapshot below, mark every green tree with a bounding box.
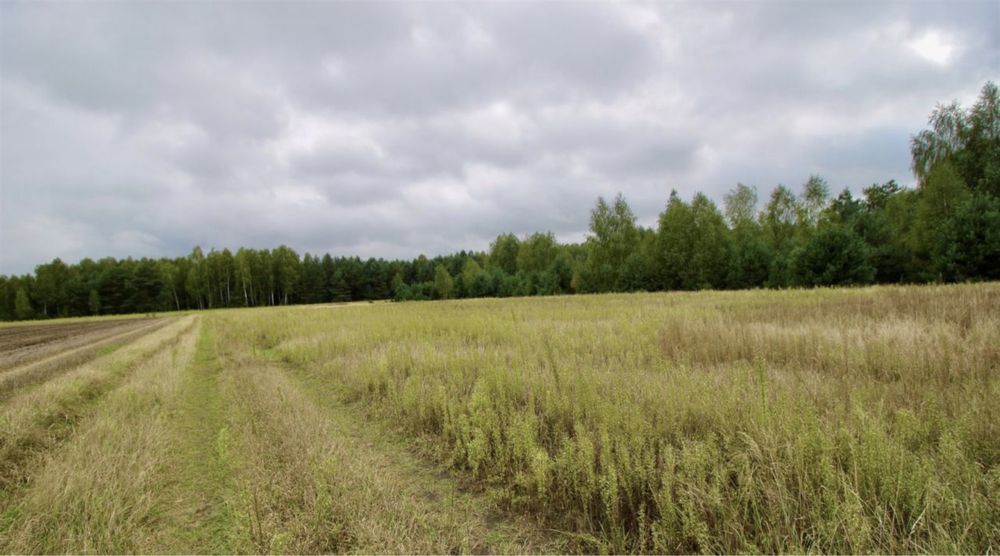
[798,175,830,230]
[762,185,800,287]
[186,246,208,309]
[586,193,639,291]
[689,193,732,289]
[655,190,695,290]
[234,249,255,306]
[725,183,770,289]
[88,288,101,315]
[14,287,33,320]
[915,161,971,277]
[489,233,521,275]
[461,258,485,295]
[433,264,453,300]
[724,183,759,231]
[790,224,875,286]
[937,193,1000,281]
[912,81,1000,196]
[33,258,69,317]
[390,271,405,296]
[298,254,326,304]
[158,260,182,310]
[728,238,773,289]
[516,232,558,273]
[330,272,352,302]
[272,245,300,305]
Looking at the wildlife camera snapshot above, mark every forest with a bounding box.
[2,82,997,321]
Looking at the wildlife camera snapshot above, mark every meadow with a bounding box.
[0,284,997,553]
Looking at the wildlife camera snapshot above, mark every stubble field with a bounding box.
[0,284,997,553]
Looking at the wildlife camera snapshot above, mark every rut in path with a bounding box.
[157,323,240,554]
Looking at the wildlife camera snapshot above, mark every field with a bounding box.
[0,284,997,553]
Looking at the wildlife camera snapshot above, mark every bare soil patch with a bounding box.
[0,318,160,372]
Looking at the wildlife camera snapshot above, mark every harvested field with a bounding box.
[0,318,173,402]
[0,318,163,372]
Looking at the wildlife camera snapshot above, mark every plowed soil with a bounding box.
[0,318,161,372]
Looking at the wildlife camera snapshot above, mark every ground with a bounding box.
[0,284,997,553]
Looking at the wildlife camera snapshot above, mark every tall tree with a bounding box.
[655,191,695,290]
[912,81,1000,196]
[516,232,558,274]
[14,287,33,320]
[272,245,301,305]
[762,185,800,287]
[799,175,830,230]
[724,183,759,231]
[689,193,732,289]
[725,183,769,289]
[489,234,521,275]
[33,259,69,317]
[937,193,1000,281]
[433,264,454,300]
[586,193,639,291]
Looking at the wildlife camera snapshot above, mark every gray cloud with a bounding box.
[2,0,997,274]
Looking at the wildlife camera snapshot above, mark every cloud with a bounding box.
[1,0,997,274]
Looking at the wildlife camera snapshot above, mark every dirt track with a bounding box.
[0,318,161,372]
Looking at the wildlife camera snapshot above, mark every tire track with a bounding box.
[156,321,239,553]
[215,342,556,554]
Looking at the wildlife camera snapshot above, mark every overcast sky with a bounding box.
[1,1,997,274]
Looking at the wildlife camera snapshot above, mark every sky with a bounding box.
[1,1,997,275]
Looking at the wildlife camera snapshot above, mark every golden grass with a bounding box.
[216,319,553,553]
[1,317,199,553]
[220,283,999,553]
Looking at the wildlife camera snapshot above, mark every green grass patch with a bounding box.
[167,322,240,553]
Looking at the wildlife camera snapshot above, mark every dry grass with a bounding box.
[223,283,999,553]
[215,319,553,553]
[0,284,997,554]
[0,317,196,495]
[1,316,199,553]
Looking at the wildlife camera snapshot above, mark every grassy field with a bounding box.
[0,284,997,553]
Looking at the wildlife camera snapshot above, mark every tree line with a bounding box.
[2,82,997,321]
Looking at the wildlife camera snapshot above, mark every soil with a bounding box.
[0,318,161,373]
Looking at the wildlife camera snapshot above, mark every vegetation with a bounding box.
[2,83,998,321]
[1,284,996,553]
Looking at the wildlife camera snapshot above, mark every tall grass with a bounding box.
[214,284,1000,553]
[214,319,549,553]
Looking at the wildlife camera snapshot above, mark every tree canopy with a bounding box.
[2,82,997,320]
